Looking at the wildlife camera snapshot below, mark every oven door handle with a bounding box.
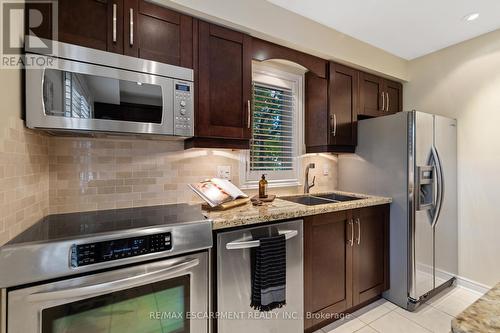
[226,230,298,250]
[26,258,199,303]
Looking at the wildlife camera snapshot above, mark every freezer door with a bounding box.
[433,116,458,286]
[410,112,435,300]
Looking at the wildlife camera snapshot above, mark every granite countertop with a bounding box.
[452,282,500,333]
[204,191,392,230]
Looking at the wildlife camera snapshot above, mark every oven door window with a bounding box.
[43,69,163,123]
[42,275,190,333]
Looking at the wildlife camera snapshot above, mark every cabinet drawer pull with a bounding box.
[381,92,385,111]
[129,8,134,46]
[247,100,251,128]
[386,92,390,112]
[112,4,117,43]
[355,218,361,245]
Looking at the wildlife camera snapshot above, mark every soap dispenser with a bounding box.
[258,174,268,198]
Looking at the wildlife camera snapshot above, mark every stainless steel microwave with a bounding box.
[25,40,194,138]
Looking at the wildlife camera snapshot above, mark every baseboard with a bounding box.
[455,276,491,295]
[415,262,491,295]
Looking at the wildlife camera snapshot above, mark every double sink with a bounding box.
[280,193,362,206]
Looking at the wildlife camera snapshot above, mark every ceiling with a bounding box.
[266,0,500,60]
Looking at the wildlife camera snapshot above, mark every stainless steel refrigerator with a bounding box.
[338,111,458,311]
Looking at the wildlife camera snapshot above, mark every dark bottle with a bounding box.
[258,174,268,198]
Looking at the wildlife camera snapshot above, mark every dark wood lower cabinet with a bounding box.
[304,204,390,332]
[304,211,352,330]
[352,206,390,305]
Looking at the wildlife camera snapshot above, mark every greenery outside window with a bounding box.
[240,62,304,189]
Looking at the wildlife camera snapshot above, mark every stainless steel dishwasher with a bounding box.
[216,220,303,333]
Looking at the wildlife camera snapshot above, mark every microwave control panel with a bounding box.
[174,80,194,137]
[70,232,173,268]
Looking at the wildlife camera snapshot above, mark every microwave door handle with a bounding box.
[26,258,199,303]
[226,230,298,250]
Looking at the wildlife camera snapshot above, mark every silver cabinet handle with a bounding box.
[129,8,134,46]
[334,113,337,136]
[112,3,117,43]
[27,258,199,302]
[226,230,298,250]
[386,92,390,112]
[381,92,385,111]
[247,100,251,128]
[348,219,354,246]
[355,218,361,245]
[330,113,337,136]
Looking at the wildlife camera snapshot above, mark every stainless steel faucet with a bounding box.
[304,163,316,194]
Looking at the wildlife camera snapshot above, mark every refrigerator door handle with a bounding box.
[430,146,444,228]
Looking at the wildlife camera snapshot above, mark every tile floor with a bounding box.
[314,286,483,333]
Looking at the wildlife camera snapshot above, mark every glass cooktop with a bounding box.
[7,203,208,245]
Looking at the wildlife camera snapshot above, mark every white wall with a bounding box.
[405,29,500,287]
[153,0,408,81]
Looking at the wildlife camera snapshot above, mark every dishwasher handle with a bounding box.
[226,230,298,250]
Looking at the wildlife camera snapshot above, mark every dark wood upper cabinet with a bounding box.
[360,72,402,117]
[305,62,357,154]
[186,21,252,148]
[57,0,124,53]
[305,72,329,149]
[328,63,358,147]
[352,205,390,306]
[251,38,327,79]
[359,72,384,117]
[304,205,390,332]
[124,0,193,67]
[304,211,352,331]
[385,79,403,114]
[39,0,193,67]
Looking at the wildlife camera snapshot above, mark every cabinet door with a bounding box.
[385,79,403,114]
[359,72,384,116]
[196,21,252,139]
[304,211,353,330]
[352,205,390,305]
[329,62,358,146]
[124,0,193,67]
[305,72,328,149]
[58,0,123,53]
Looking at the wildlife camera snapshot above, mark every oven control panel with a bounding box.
[70,232,172,268]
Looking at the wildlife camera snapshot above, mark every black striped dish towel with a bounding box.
[250,234,287,312]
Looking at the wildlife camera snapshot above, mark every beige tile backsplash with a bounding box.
[0,124,337,246]
[48,136,338,214]
[0,117,50,245]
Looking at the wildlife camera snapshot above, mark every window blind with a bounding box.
[64,72,92,119]
[250,83,295,172]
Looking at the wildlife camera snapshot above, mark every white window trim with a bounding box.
[239,62,305,190]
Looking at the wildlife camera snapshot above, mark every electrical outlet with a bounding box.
[323,165,329,176]
[217,166,231,180]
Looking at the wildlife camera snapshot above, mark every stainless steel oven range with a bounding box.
[0,204,212,333]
